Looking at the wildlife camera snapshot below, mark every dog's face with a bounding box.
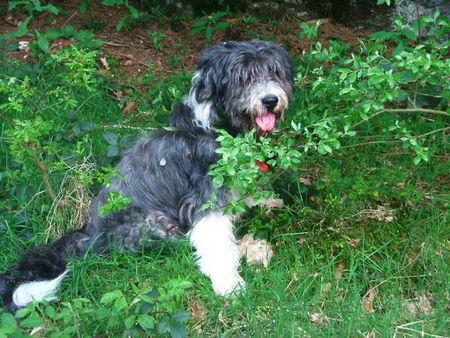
[188,40,294,133]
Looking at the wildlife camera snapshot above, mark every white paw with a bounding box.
[211,273,246,297]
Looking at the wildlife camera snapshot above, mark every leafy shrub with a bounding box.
[0,279,192,337]
[206,12,449,212]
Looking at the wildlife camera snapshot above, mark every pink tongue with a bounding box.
[255,113,276,132]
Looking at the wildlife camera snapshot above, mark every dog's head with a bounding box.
[186,40,293,133]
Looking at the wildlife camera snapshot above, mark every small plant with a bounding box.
[101,0,145,31]
[299,19,324,41]
[0,280,192,337]
[0,46,103,204]
[207,12,449,213]
[168,54,182,68]
[5,0,59,40]
[99,190,132,217]
[188,12,230,44]
[148,30,166,51]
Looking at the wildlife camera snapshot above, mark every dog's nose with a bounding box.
[262,95,278,110]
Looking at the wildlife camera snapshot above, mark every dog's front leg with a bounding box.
[189,211,245,297]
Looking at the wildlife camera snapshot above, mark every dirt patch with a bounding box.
[1,0,368,80]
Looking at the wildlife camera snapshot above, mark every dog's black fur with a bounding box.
[0,41,293,312]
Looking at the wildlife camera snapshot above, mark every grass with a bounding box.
[0,46,449,336]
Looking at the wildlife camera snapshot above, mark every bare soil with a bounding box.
[1,0,368,80]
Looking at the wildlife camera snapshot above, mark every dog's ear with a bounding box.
[193,69,218,103]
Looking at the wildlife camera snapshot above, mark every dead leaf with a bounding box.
[190,301,208,321]
[336,262,346,279]
[402,290,433,317]
[264,197,284,209]
[122,101,138,115]
[30,325,46,335]
[100,57,110,70]
[357,206,395,223]
[114,90,123,99]
[320,282,332,297]
[238,234,274,268]
[37,11,52,20]
[362,289,377,313]
[344,236,360,248]
[300,176,312,185]
[309,312,329,326]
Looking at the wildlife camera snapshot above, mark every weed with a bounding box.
[148,30,166,51]
[188,12,230,44]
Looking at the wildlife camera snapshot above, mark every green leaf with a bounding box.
[127,5,140,18]
[103,131,118,145]
[102,0,124,5]
[158,316,171,334]
[212,175,224,189]
[35,30,49,52]
[19,313,44,328]
[107,145,119,157]
[214,22,230,31]
[62,25,77,37]
[0,313,17,328]
[137,314,155,329]
[401,28,417,41]
[41,3,59,14]
[114,296,128,311]
[125,315,137,329]
[205,26,213,42]
[170,322,188,338]
[6,42,19,51]
[45,28,63,40]
[44,305,57,318]
[4,16,31,40]
[79,0,91,14]
[15,307,33,319]
[100,290,122,304]
[116,16,128,31]
[172,311,191,323]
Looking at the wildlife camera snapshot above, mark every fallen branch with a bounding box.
[394,321,446,338]
[352,108,450,129]
[382,152,449,160]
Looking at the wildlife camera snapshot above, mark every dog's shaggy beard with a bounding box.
[0,40,293,312]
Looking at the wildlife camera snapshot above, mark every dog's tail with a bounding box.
[0,225,93,312]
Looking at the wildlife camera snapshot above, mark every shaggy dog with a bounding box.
[0,40,293,312]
